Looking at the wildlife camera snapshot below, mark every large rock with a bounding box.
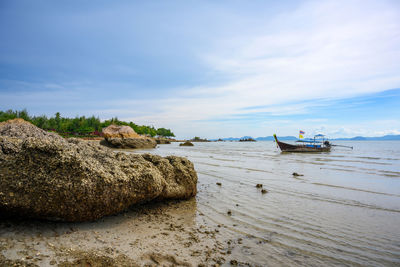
[0,119,197,222]
[102,124,141,139]
[179,141,194,147]
[101,125,157,149]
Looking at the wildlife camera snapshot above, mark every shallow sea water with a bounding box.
[136,141,400,266]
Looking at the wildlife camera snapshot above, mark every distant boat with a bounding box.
[273,134,331,152]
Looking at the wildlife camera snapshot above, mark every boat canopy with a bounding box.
[296,139,323,143]
[314,134,325,138]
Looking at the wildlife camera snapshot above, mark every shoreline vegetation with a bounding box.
[239,137,256,142]
[0,109,175,139]
[190,136,210,142]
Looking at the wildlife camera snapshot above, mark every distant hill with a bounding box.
[333,135,400,141]
[212,135,298,141]
[379,135,400,140]
[212,134,400,141]
[256,136,297,141]
[218,137,240,141]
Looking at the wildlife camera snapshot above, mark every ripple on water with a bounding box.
[135,141,400,266]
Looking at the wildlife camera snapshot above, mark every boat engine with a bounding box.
[324,141,331,147]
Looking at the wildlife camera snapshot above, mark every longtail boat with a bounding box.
[273,134,331,152]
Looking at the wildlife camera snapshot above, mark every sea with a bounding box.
[136,141,400,266]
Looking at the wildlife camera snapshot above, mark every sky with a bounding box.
[1,0,400,139]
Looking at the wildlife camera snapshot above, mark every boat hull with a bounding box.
[273,134,331,153]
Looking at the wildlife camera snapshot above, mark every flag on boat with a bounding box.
[299,130,305,139]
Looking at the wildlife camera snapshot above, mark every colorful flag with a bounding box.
[299,130,305,139]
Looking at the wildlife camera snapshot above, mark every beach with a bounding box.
[1,140,400,266]
[1,199,235,266]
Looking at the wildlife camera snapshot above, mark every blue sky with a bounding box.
[1,0,400,139]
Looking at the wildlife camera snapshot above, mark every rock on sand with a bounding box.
[179,141,194,147]
[0,119,197,222]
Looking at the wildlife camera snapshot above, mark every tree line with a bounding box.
[0,109,175,138]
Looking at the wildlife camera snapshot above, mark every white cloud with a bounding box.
[305,119,400,138]
[120,0,400,138]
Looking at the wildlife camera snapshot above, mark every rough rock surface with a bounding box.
[179,141,194,147]
[0,119,197,222]
[102,137,157,149]
[0,118,60,140]
[102,124,157,149]
[155,138,171,144]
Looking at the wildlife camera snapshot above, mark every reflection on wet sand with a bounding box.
[1,198,242,266]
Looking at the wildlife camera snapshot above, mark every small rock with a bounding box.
[230,260,238,265]
[216,182,222,186]
[227,210,232,216]
[261,189,268,194]
[256,184,263,188]
[155,138,171,144]
[292,172,303,176]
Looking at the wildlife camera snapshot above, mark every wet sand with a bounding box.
[0,199,247,267]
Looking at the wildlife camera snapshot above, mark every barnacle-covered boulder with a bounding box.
[0,119,197,222]
[101,124,157,149]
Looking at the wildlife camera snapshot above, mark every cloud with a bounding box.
[120,1,399,134]
[310,121,400,138]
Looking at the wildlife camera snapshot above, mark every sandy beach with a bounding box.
[0,198,246,267]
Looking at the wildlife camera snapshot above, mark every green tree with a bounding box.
[18,109,29,121]
[55,112,61,131]
[156,128,175,137]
